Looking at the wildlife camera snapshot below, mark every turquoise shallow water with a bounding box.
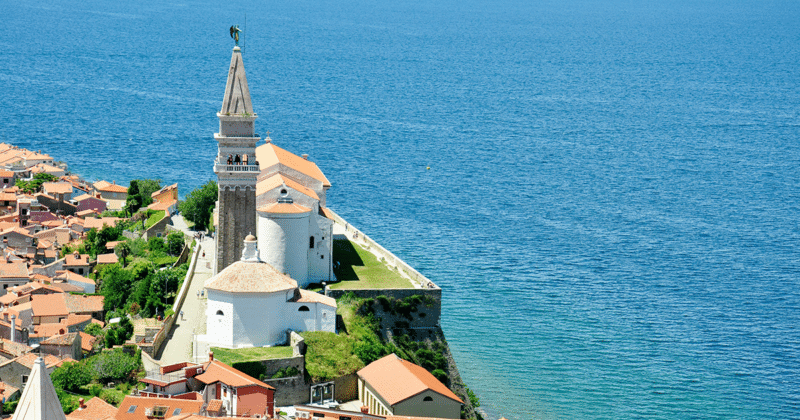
[2,0,800,418]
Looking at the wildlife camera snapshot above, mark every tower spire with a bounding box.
[214,47,260,274]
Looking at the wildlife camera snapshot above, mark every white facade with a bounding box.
[257,208,310,286]
[200,237,336,349]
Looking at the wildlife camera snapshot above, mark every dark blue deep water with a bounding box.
[3,0,800,418]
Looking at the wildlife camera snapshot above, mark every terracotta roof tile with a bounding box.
[55,270,96,285]
[116,395,204,420]
[357,354,462,405]
[4,352,61,369]
[204,261,297,294]
[96,253,118,265]
[196,360,274,389]
[83,217,122,230]
[257,143,331,187]
[93,180,128,194]
[0,381,19,400]
[257,202,311,214]
[206,399,223,413]
[30,294,69,317]
[0,262,28,278]
[40,332,79,346]
[257,173,319,200]
[147,199,176,211]
[297,289,337,307]
[65,396,117,420]
[64,294,104,313]
[42,182,73,195]
[64,252,91,266]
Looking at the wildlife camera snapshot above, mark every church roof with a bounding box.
[220,47,254,115]
[204,260,297,294]
[296,289,337,307]
[256,143,331,188]
[257,173,319,201]
[11,357,67,420]
[257,202,311,214]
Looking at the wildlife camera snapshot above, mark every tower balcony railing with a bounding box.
[213,163,260,173]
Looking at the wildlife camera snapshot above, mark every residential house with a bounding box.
[95,253,118,268]
[30,293,103,325]
[0,170,15,189]
[83,217,122,232]
[41,182,74,202]
[39,333,82,360]
[0,262,29,294]
[53,270,96,294]
[29,162,66,178]
[195,352,276,418]
[64,251,92,276]
[7,355,66,420]
[92,181,127,211]
[0,226,35,248]
[357,354,463,419]
[0,338,32,362]
[149,183,179,215]
[0,353,62,392]
[73,193,108,214]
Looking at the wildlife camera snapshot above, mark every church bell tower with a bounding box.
[214,46,260,274]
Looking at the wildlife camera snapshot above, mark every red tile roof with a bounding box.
[65,396,117,420]
[357,354,462,405]
[196,359,274,390]
[116,395,204,420]
[93,180,128,194]
[204,261,298,294]
[256,143,331,187]
[257,202,311,214]
[0,262,28,278]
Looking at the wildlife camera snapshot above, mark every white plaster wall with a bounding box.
[205,291,235,346]
[258,212,309,286]
[229,291,287,347]
[256,185,318,210]
[308,215,333,283]
[286,302,335,334]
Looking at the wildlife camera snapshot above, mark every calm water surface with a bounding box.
[2,0,800,418]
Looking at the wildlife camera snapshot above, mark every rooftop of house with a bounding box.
[204,259,298,294]
[93,180,127,194]
[357,353,462,406]
[0,261,29,278]
[151,183,178,198]
[257,202,312,215]
[196,356,274,390]
[116,395,204,420]
[41,182,73,195]
[65,396,117,420]
[54,270,96,285]
[40,332,79,347]
[95,253,118,265]
[64,251,91,266]
[82,217,122,230]
[257,173,320,201]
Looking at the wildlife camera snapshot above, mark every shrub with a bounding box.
[99,389,123,405]
[431,369,448,384]
[51,361,94,393]
[94,348,140,383]
[89,383,103,397]
[231,361,266,380]
[270,366,300,379]
[83,323,103,337]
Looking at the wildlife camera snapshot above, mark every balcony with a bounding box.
[214,163,260,173]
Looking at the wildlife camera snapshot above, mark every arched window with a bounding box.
[298,306,310,312]
[216,310,224,316]
[423,396,433,402]
[309,236,315,249]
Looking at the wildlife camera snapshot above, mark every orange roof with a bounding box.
[3,352,61,369]
[0,226,33,238]
[0,192,16,202]
[0,338,32,357]
[116,395,204,420]
[204,260,297,294]
[78,332,97,352]
[0,262,28,278]
[93,180,128,194]
[83,217,122,230]
[357,354,462,405]
[66,396,117,420]
[206,399,223,413]
[0,170,14,177]
[257,202,311,214]
[0,381,19,400]
[319,207,335,220]
[64,294,104,313]
[256,143,331,187]
[65,252,91,266]
[196,359,274,390]
[96,253,118,265]
[297,289,336,307]
[30,294,69,317]
[257,173,319,200]
[55,270,96,285]
[147,199,176,211]
[151,183,178,198]
[42,182,73,195]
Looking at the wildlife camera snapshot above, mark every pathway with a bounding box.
[154,215,214,365]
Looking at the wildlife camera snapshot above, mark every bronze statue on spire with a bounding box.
[230,25,242,47]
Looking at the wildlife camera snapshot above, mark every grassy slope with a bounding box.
[210,346,293,364]
[329,239,413,289]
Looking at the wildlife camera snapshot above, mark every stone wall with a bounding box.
[216,187,256,273]
[262,376,308,406]
[143,213,170,240]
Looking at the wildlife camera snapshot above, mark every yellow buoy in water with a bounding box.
[426,166,430,170]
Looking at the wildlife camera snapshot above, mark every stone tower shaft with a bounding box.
[214,46,260,274]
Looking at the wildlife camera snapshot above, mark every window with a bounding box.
[309,236,315,249]
[341,417,352,420]
[424,396,434,401]
[21,375,28,385]
[216,310,224,316]
[127,405,137,413]
[173,409,182,416]
[151,406,168,418]
[320,255,324,259]
[313,414,325,418]
[298,306,310,312]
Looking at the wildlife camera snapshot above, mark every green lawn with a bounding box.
[328,239,413,289]
[211,346,293,364]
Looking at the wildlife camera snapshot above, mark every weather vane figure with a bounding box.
[230,25,243,47]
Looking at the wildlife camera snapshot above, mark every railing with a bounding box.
[143,371,185,384]
[213,163,260,172]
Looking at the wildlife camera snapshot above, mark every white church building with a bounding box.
[199,236,336,349]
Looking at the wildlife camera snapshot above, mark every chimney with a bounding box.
[361,406,369,414]
[79,398,86,409]
[10,315,15,342]
[209,351,214,362]
[302,154,309,160]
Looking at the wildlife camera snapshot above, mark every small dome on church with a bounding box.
[244,234,256,242]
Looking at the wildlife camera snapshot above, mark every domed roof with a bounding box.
[204,260,297,294]
[244,234,256,242]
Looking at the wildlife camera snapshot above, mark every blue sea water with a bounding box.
[2,0,800,418]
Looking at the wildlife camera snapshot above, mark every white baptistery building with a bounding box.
[202,235,337,349]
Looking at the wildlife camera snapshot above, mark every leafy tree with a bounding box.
[115,241,131,267]
[136,179,162,207]
[56,388,79,414]
[94,347,140,382]
[179,180,217,231]
[87,223,123,256]
[102,313,134,347]
[100,264,135,311]
[166,232,185,256]
[15,173,57,193]
[148,236,166,255]
[51,361,94,392]
[124,180,142,215]
[83,323,103,336]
